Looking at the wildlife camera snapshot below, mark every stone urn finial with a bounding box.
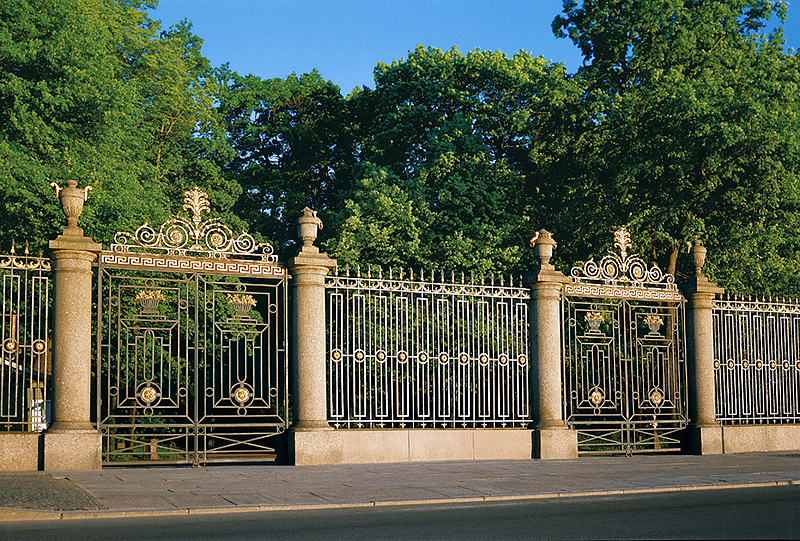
[688,239,707,279]
[531,229,557,267]
[51,180,92,236]
[298,207,323,250]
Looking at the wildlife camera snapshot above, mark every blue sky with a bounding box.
[149,0,799,95]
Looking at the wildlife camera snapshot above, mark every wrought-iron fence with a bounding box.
[326,267,530,428]
[1,246,51,432]
[713,294,800,424]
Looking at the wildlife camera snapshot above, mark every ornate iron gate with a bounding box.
[96,188,288,465]
[562,229,688,454]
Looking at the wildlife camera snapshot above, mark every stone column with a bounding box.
[44,180,102,470]
[286,208,339,465]
[683,240,724,454]
[526,230,577,459]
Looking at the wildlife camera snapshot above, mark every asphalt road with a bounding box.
[2,484,798,541]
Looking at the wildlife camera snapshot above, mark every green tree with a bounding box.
[327,46,581,275]
[218,70,352,255]
[550,0,800,293]
[0,0,238,250]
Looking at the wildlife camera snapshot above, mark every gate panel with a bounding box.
[1,247,51,432]
[562,229,688,455]
[96,187,287,465]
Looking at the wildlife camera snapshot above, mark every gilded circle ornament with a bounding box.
[499,354,508,366]
[756,360,763,370]
[169,229,185,244]
[32,340,46,354]
[590,389,604,407]
[397,351,408,363]
[479,354,489,366]
[728,360,735,370]
[770,360,777,370]
[713,360,720,370]
[354,350,365,361]
[376,350,387,362]
[518,355,527,366]
[439,352,449,364]
[210,232,224,247]
[331,350,342,361]
[3,339,18,353]
[742,360,750,370]
[418,351,428,363]
[784,361,790,370]
[234,387,250,404]
[141,386,157,404]
[459,353,469,364]
[649,390,663,406]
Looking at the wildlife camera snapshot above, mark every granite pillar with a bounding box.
[527,230,577,459]
[287,208,338,465]
[43,181,102,470]
[683,240,724,455]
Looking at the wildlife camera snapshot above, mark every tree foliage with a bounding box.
[550,0,800,293]
[0,0,238,250]
[3,0,799,296]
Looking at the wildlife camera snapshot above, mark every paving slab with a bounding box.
[1,453,798,522]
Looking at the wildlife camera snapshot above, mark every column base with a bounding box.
[690,425,723,455]
[287,428,343,465]
[43,430,102,470]
[534,427,578,459]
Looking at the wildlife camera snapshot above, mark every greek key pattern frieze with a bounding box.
[564,284,683,301]
[100,253,285,277]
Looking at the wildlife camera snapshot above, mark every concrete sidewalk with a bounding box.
[1,453,798,522]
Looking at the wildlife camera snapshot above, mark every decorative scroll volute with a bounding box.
[569,227,677,291]
[110,187,277,262]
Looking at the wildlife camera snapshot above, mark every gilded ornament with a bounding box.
[234,387,250,404]
[3,339,18,353]
[585,311,604,331]
[649,390,664,406]
[227,293,256,316]
[570,227,676,292]
[140,386,157,404]
[110,187,277,262]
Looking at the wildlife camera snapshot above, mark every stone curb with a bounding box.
[2,479,796,523]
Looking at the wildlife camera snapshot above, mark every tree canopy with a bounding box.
[551,0,800,292]
[2,0,799,295]
[0,0,239,249]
